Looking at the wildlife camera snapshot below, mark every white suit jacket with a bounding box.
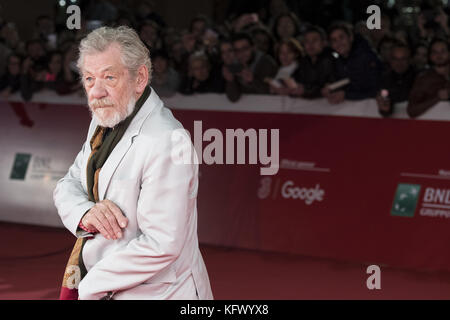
[53,87,213,300]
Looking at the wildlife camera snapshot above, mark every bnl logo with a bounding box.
[391,184,421,217]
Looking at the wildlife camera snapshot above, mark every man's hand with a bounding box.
[270,84,290,95]
[327,90,345,104]
[239,68,254,84]
[321,85,331,98]
[222,65,234,82]
[290,83,305,96]
[376,93,391,112]
[81,200,128,240]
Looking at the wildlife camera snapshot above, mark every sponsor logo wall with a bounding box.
[1,97,450,272]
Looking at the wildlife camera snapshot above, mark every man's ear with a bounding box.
[135,64,149,94]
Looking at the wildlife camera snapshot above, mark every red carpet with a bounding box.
[1,222,450,299]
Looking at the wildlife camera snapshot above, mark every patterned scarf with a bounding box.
[59,86,150,300]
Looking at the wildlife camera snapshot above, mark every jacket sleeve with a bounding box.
[77,129,197,300]
[345,52,382,100]
[247,56,278,94]
[53,141,95,236]
[407,73,443,118]
[225,79,242,102]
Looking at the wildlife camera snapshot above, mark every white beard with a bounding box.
[90,95,136,128]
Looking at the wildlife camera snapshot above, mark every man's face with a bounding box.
[140,25,158,47]
[220,42,235,66]
[277,16,296,40]
[430,42,449,67]
[192,20,206,40]
[81,44,136,128]
[27,42,45,60]
[233,39,253,65]
[190,59,209,82]
[171,41,183,61]
[414,46,428,67]
[303,31,325,58]
[1,24,19,48]
[329,29,353,57]
[37,18,54,35]
[389,47,410,74]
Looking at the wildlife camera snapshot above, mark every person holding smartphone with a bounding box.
[376,41,416,117]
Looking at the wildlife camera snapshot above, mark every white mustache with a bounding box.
[90,97,114,109]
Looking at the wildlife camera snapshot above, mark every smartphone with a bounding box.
[380,89,389,99]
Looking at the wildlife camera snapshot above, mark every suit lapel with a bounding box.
[95,87,162,200]
[97,131,134,200]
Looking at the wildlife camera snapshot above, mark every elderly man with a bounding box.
[53,26,213,300]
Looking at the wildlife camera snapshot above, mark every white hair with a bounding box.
[77,26,152,81]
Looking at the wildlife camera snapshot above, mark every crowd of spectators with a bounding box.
[1,0,450,118]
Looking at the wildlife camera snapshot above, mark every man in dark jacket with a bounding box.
[377,42,417,117]
[323,21,383,104]
[224,32,278,102]
[291,25,336,99]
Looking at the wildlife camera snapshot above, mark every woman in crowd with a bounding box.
[272,12,303,42]
[268,38,303,95]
